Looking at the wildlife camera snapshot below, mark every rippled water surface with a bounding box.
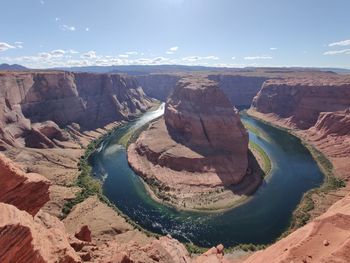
[91,105,324,247]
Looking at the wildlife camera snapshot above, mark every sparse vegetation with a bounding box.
[290,144,345,229]
[249,141,272,175]
[60,116,161,239]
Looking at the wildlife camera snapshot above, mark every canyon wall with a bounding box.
[0,153,50,216]
[250,76,350,180]
[165,77,249,156]
[136,73,267,106]
[208,74,267,107]
[0,154,81,263]
[136,74,181,101]
[251,77,350,129]
[0,71,154,150]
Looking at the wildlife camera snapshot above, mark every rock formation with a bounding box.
[208,74,267,107]
[128,76,251,209]
[0,203,81,263]
[0,71,154,150]
[0,154,81,262]
[102,235,191,263]
[136,74,181,101]
[250,76,350,180]
[251,77,350,129]
[0,153,50,216]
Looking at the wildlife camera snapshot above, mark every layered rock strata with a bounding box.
[250,76,350,180]
[0,153,50,216]
[128,77,252,209]
[0,203,81,263]
[0,71,154,150]
[251,77,350,129]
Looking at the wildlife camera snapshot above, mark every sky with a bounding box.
[0,0,349,69]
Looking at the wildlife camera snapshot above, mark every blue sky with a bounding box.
[0,0,349,68]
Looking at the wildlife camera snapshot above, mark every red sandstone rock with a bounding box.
[0,71,154,149]
[0,153,50,216]
[0,202,80,263]
[106,235,191,263]
[128,77,250,208]
[193,244,228,263]
[252,77,350,129]
[75,225,92,242]
[165,77,248,155]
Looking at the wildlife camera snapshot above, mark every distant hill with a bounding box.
[55,65,240,75]
[54,65,350,75]
[0,63,28,71]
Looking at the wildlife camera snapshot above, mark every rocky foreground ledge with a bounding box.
[128,76,264,211]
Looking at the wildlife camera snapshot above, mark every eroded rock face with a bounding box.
[0,71,154,150]
[106,235,191,263]
[252,77,350,129]
[0,203,80,263]
[0,153,50,216]
[165,77,248,155]
[208,75,267,107]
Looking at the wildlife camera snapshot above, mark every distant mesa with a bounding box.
[128,76,263,210]
[0,63,28,71]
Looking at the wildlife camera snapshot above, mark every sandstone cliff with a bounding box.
[136,74,181,101]
[250,76,350,180]
[0,203,81,263]
[0,71,154,150]
[0,154,82,262]
[0,153,50,216]
[208,74,267,107]
[251,77,350,129]
[136,73,266,107]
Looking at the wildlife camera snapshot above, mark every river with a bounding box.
[90,104,324,247]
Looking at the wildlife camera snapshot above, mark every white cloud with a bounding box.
[323,49,350,55]
[0,42,16,52]
[152,57,168,63]
[119,54,129,58]
[55,17,60,22]
[166,46,179,54]
[231,56,236,60]
[68,49,79,54]
[85,27,90,32]
[14,41,23,49]
[182,55,219,62]
[329,39,350,47]
[82,50,96,58]
[60,24,76,31]
[244,56,273,60]
[126,51,138,55]
[182,56,200,62]
[38,52,52,59]
[202,56,219,60]
[51,49,65,57]
[270,47,278,50]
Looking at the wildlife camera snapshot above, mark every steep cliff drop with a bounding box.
[0,71,154,150]
[249,76,350,180]
[128,76,263,211]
